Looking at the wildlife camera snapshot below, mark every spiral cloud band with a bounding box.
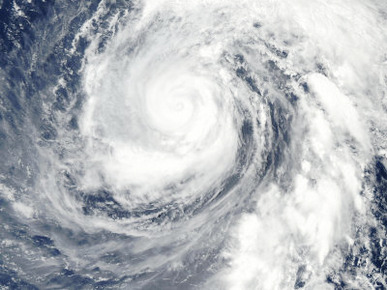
[0,0,386,289]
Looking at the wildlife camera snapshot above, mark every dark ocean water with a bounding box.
[0,0,386,289]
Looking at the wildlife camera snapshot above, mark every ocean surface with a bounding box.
[0,0,386,289]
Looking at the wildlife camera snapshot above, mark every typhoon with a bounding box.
[0,0,386,289]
